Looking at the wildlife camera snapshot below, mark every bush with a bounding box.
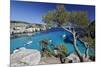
[56,45,67,57]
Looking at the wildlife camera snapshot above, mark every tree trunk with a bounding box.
[73,31,83,62]
[62,27,90,62]
[62,27,83,62]
[84,43,89,58]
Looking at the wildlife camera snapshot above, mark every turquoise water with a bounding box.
[10,27,94,56]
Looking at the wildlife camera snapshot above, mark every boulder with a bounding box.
[11,47,41,67]
[66,53,80,63]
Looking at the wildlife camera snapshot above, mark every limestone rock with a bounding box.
[11,47,41,67]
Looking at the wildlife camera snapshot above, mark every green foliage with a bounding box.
[40,40,49,49]
[40,39,55,57]
[69,11,89,26]
[56,45,67,57]
[53,5,69,26]
[41,42,68,57]
[43,11,55,24]
[42,48,52,57]
[82,36,95,48]
[77,20,95,56]
[43,5,69,27]
[42,5,89,27]
[88,20,95,33]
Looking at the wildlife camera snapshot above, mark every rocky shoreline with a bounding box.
[11,47,93,67]
[11,47,41,67]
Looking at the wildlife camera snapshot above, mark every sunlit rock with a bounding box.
[11,47,41,67]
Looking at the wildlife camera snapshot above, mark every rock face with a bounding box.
[11,47,41,67]
[39,53,80,65]
[39,57,61,64]
[66,53,80,63]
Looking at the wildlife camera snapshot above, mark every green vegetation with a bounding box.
[42,5,95,61]
[40,39,54,57]
[41,44,68,57]
[69,11,89,26]
[82,36,95,48]
[88,20,95,39]
[40,40,49,50]
[88,20,95,32]
[43,5,69,27]
[82,20,95,48]
[43,5,89,27]
[77,20,95,48]
[41,48,54,57]
[56,45,67,57]
[40,39,67,57]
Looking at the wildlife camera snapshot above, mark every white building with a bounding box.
[10,21,47,34]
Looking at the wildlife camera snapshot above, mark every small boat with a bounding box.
[27,41,32,44]
[24,41,32,46]
[62,34,66,39]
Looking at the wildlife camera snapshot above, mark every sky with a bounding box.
[10,1,95,24]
